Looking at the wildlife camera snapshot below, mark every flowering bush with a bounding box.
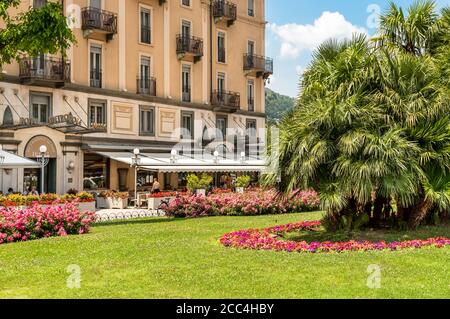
[161,190,320,218]
[220,221,450,253]
[147,191,189,198]
[0,193,95,207]
[0,202,96,245]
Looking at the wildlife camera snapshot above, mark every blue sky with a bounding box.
[266,0,450,97]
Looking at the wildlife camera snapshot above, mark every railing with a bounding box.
[248,98,255,112]
[243,54,273,74]
[176,35,204,56]
[182,88,191,103]
[90,69,102,88]
[248,8,254,17]
[19,56,70,82]
[211,90,240,110]
[137,77,156,96]
[213,0,237,21]
[81,7,118,34]
[141,25,151,44]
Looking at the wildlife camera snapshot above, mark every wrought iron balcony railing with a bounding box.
[81,7,118,35]
[243,54,273,78]
[211,90,240,111]
[137,77,156,96]
[248,98,255,112]
[213,0,237,26]
[176,35,204,58]
[19,56,70,85]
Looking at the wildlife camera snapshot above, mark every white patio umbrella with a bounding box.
[0,149,41,169]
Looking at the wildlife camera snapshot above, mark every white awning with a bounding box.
[0,150,41,169]
[95,151,267,173]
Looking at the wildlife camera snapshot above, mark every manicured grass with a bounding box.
[0,212,448,299]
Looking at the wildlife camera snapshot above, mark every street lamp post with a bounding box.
[36,145,49,194]
[131,148,141,208]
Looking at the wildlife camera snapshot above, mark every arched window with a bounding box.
[2,106,13,126]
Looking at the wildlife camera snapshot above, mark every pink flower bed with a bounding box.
[220,221,450,253]
[0,202,96,245]
[161,190,320,218]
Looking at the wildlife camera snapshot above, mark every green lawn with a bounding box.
[0,212,449,299]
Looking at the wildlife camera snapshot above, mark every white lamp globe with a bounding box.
[214,151,219,157]
[240,152,246,158]
[39,145,47,154]
[133,148,140,156]
[171,149,177,156]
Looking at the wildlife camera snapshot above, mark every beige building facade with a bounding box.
[0,0,271,194]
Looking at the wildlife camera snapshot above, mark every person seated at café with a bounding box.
[29,186,39,196]
[151,178,161,194]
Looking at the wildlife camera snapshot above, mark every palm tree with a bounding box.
[265,2,450,230]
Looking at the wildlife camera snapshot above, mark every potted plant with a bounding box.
[235,175,251,193]
[74,192,96,212]
[96,191,108,209]
[105,191,129,209]
[187,174,213,196]
[147,191,175,210]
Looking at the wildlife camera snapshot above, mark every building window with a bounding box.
[33,0,47,8]
[181,0,191,7]
[216,116,227,141]
[2,106,13,126]
[88,100,107,128]
[140,7,151,44]
[139,56,152,93]
[83,153,109,190]
[246,119,257,136]
[218,32,226,63]
[90,44,102,88]
[248,0,254,16]
[90,0,101,9]
[217,72,225,94]
[247,80,255,112]
[182,65,191,102]
[181,111,194,139]
[30,93,51,124]
[139,106,155,136]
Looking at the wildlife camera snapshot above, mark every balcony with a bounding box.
[19,56,70,88]
[81,7,118,42]
[213,0,237,26]
[90,69,102,88]
[243,54,273,79]
[137,77,157,96]
[176,35,204,63]
[211,90,240,113]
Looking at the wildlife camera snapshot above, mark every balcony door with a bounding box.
[30,93,51,124]
[182,65,191,102]
[181,20,191,49]
[90,0,101,9]
[90,45,102,88]
[217,72,225,103]
[31,54,45,76]
[140,56,151,94]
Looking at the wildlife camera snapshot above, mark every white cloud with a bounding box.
[269,11,368,59]
[295,65,304,76]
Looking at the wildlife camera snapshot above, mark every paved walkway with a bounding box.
[95,208,166,222]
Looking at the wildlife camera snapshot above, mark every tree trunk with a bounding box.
[408,198,433,229]
[372,196,385,226]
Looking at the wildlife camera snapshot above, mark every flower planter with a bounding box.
[106,197,128,209]
[147,197,175,210]
[236,187,245,194]
[96,197,108,209]
[196,189,206,196]
[78,201,96,213]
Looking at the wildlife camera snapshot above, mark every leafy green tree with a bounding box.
[265,1,450,230]
[0,0,75,67]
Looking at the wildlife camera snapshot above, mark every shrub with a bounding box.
[161,189,320,218]
[0,202,96,245]
[235,176,251,188]
[187,174,213,191]
[0,193,95,207]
